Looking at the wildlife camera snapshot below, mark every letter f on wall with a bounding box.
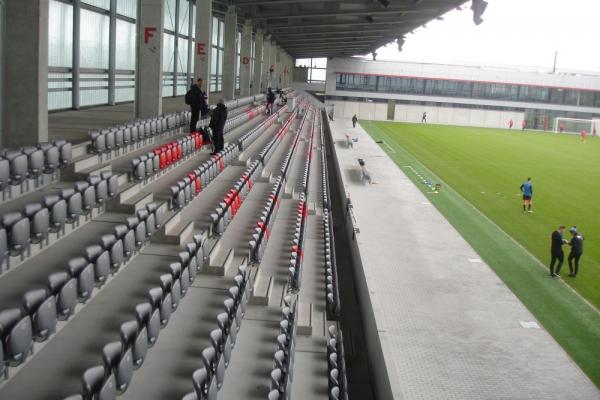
[144,27,157,43]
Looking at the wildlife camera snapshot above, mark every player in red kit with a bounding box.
[521,120,526,131]
[581,129,587,143]
[509,119,514,129]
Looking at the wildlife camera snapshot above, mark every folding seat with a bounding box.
[182,392,198,400]
[47,272,77,320]
[329,386,340,400]
[0,308,33,367]
[274,350,287,377]
[131,158,145,182]
[61,395,84,400]
[146,202,162,230]
[2,212,30,257]
[176,181,187,205]
[150,152,160,175]
[176,141,183,160]
[150,120,157,136]
[53,140,73,167]
[136,209,154,238]
[148,287,171,327]
[100,234,124,272]
[60,188,82,224]
[44,195,67,235]
[22,289,57,342]
[38,142,60,174]
[329,369,340,388]
[170,261,187,297]
[0,158,9,195]
[135,302,160,347]
[85,245,110,286]
[88,175,107,207]
[5,150,28,186]
[104,130,116,155]
[138,155,151,179]
[102,341,133,393]
[160,273,179,311]
[201,347,224,390]
[143,122,152,138]
[68,257,94,302]
[126,217,145,247]
[130,125,140,145]
[120,320,147,369]
[268,390,280,400]
[114,129,124,154]
[137,124,146,142]
[178,251,194,284]
[328,352,338,370]
[192,367,217,400]
[114,225,135,260]
[0,228,7,272]
[122,127,131,149]
[270,368,283,392]
[170,185,184,209]
[82,365,117,400]
[75,181,96,216]
[90,132,106,155]
[22,146,44,183]
[182,177,192,203]
[24,203,49,245]
[99,171,118,199]
[165,145,173,166]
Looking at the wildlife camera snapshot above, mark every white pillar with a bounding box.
[3,0,49,147]
[194,0,211,102]
[263,39,272,91]
[222,5,237,100]
[240,19,252,97]
[270,41,278,88]
[135,0,164,118]
[252,29,264,95]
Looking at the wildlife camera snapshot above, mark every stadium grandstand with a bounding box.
[0,1,599,400]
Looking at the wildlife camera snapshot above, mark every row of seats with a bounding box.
[169,145,238,210]
[327,326,349,400]
[237,104,286,151]
[0,171,119,271]
[0,140,72,196]
[89,112,189,159]
[66,233,208,400]
[248,176,284,264]
[183,261,252,400]
[257,108,300,167]
[131,131,205,182]
[223,104,265,134]
[222,93,265,112]
[211,160,263,235]
[0,202,164,382]
[268,297,298,400]
[289,194,308,290]
[323,208,341,320]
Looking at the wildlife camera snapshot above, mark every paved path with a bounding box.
[328,117,600,400]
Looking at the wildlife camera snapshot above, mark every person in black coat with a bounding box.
[209,100,228,154]
[550,225,567,277]
[567,227,584,277]
[266,87,276,115]
[188,78,208,133]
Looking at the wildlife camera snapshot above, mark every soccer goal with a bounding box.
[553,117,598,135]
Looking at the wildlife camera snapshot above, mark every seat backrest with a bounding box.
[44,195,67,230]
[192,367,208,397]
[23,146,44,172]
[0,308,33,366]
[0,227,7,269]
[2,212,30,252]
[23,288,57,340]
[100,171,118,197]
[0,158,9,187]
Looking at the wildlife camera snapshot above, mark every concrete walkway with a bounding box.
[327,117,600,399]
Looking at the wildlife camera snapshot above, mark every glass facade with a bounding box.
[295,58,327,83]
[48,0,199,110]
[335,73,600,108]
[210,17,225,93]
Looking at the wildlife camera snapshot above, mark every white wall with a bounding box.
[325,100,525,129]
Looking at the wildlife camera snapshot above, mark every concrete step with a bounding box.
[156,213,194,245]
[205,245,235,276]
[249,269,273,306]
[109,191,153,213]
[297,302,313,336]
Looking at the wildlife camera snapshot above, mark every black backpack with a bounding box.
[185,90,193,105]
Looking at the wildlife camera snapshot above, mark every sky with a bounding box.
[372,0,600,73]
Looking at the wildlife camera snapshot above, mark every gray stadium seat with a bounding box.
[268,390,280,400]
[120,320,147,369]
[131,158,145,181]
[104,131,115,155]
[5,150,28,186]
[102,341,133,393]
[135,302,160,347]
[39,145,62,174]
[68,257,94,302]
[114,225,134,259]
[191,367,208,400]
[270,368,282,392]
[82,365,117,400]
[146,202,162,229]
[170,262,186,297]
[182,392,198,400]
[0,158,9,197]
[126,217,145,247]
[160,273,178,311]
[47,272,77,320]
[22,146,44,182]
[74,181,96,215]
[62,395,84,400]
[53,140,72,167]
[22,289,57,341]
[2,212,30,257]
[90,132,106,155]
[61,188,82,224]
[24,203,49,245]
[100,234,123,271]
[85,245,110,286]
[44,195,67,235]
[101,171,118,198]
[0,308,33,367]
[88,175,107,206]
[148,287,170,327]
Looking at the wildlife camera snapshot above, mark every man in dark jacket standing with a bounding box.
[188,78,208,133]
[266,87,276,115]
[550,225,567,277]
[567,227,584,277]
[209,100,228,155]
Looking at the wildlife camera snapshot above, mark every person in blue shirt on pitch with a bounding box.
[520,177,533,213]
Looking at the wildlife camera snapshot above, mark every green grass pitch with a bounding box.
[361,120,600,388]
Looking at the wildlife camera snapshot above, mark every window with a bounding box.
[295,58,327,83]
[210,17,225,92]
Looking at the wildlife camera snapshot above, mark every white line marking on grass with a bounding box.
[381,141,396,153]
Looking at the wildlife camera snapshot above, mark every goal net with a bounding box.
[553,117,595,135]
